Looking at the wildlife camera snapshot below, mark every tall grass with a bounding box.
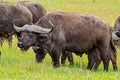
[0,0,120,80]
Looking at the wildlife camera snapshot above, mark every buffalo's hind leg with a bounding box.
[98,44,109,71]
[87,48,96,70]
[93,49,102,71]
[109,49,118,71]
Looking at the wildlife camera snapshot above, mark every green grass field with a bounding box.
[0,0,120,80]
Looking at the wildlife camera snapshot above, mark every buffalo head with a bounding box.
[13,20,54,51]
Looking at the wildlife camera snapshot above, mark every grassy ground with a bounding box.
[0,0,120,80]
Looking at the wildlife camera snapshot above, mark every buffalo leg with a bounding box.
[61,51,74,66]
[51,48,61,68]
[87,48,96,70]
[109,49,118,71]
[66,51,74,65]
[98,44,109,71]
[93,49,102,70]
[32,47,46,63]
[110,55,118,71]
[61,50,67,65]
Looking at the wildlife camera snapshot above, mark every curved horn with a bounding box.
[36,20,54,33]
[29,20,54,33]
[47,20,54,33]
[13,19,23,32]
[14,20,54,33]
[13,24,30,32]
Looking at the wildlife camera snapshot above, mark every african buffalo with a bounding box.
[18,1,47,62]
[0,2,32,46]
[112,16,120,45]
[18,1,47,24]
[14,12,116,71]
[0,2,47,63]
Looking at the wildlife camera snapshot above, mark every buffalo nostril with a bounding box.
[18,42,23,48]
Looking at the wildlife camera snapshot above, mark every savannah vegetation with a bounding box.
[0,0,120,80]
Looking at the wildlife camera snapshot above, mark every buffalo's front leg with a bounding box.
[61,50,67,65]
[32,46,46,63]
[51,48,61,68]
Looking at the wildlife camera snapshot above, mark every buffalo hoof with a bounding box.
[35,55,43,63]
[52,63,60,68]
[114,67,118,71]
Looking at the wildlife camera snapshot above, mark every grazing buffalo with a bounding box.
[112,16,120,45]
[0,2,47,63]
[18,1,47,24]
[14,12,116,71]
[18,1,47,62]
[0,2,32,46]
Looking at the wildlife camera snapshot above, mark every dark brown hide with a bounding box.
[39,12,111,71]
[61,51,74,66]
[0,2,32,46]
[94,48,117,71]
[19,1,47,24]
[17,12,116,71]
[17,1,47,62]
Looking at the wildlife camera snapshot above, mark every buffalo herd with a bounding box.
[0,1,120,71]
